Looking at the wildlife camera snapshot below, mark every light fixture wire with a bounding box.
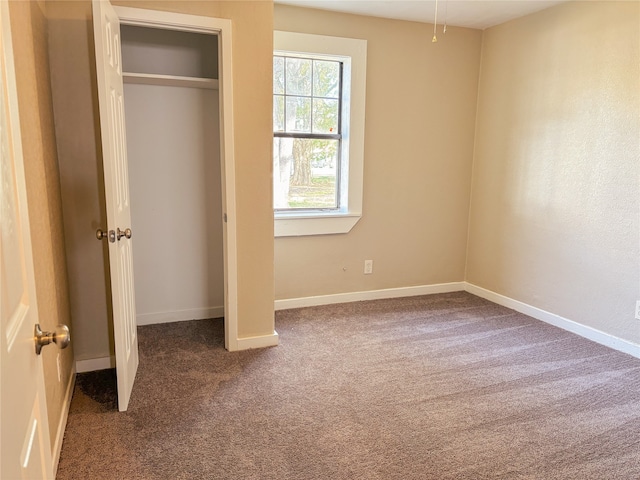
[443,0,448,33]
[432,0,438,42]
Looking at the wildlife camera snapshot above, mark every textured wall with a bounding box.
[466,1,640,344]
[47,1,113,361]
[47,0,274,360]
[274,5,483,300]
[9,0,74,448]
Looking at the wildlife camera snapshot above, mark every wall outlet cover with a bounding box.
[364,260,373,275]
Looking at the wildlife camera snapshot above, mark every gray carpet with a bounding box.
[57,292,640,479]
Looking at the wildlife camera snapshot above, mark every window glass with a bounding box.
[273,95,284,132]
[285,96,312,133]
[312,98,339,134]
[313,60,340,98]
[273,56,285,94]
[274,55,343,211]
[285,57,312,96]
[273,137,339,209]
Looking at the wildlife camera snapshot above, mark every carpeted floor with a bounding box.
[56,292,640,479]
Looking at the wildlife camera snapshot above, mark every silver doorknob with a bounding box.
[34,324,70,355]
[96,229,116,243]
[117,227,132,240]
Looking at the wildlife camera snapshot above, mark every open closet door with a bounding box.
[92,0,139,412]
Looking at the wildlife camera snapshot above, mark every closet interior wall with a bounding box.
[121,25,224,326]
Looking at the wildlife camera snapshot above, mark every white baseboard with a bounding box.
[136,306,224,326]
[274,281,639,359]
[465,282,640,359]
[76,356,114,373]
[274,282,466,311]
[52,363,76,475]
[235,331,279,350]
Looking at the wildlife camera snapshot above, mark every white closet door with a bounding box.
[92,0,139,412]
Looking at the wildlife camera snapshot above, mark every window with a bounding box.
[273,31,367,237]
[273,56,342,210]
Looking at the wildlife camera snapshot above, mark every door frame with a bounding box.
[113,6,239,351]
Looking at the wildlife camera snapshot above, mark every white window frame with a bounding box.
[274,31,367,237]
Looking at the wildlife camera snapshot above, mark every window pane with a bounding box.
[285,57,312,96]
[312,98,339,134]
[273,95,284,132]
[285,96,311,133]
[273,138,339,209]
[313,60,340,98]
[273,137,293,209]
[273,57,284,94]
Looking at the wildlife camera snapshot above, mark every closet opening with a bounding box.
[120,23,226,335]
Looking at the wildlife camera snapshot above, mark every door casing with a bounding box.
[112,6,240,351]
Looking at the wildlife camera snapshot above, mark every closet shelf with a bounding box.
[123,72,219,90]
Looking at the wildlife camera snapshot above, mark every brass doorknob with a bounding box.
[34,324,70,355]
[96,229,115,243]
[117,227,132,240]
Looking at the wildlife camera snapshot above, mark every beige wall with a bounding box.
[467,1,640,344]
[274,5,483,299]
[9,0,74,448]
[47,0,274,360]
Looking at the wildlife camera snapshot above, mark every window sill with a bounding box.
[274,212,361,237]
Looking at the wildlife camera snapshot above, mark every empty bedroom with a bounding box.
[0,0,638,478]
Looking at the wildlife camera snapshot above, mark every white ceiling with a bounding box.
[275,0,568,30]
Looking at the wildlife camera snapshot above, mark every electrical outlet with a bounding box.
[364,260,373,275]
[635,300,640,321]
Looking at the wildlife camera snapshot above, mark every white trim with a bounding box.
[465,283,640,359]
[275,282,466,310]
[114,6,220,33]
[218,20,239,353]
[113,6,239,354]
[52,364,76,475]
[136,306,224,326]
[274,214,361,237]
[236,331,279,350]
[76,356,115,373]
[275,281,640,359]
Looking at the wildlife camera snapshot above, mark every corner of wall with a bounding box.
[463,28,486,283]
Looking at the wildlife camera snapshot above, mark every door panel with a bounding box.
[93,0,138,412]
[0,1,53,476]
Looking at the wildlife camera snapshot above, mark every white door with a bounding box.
[92,0,139,412]
[0,1,54,477]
